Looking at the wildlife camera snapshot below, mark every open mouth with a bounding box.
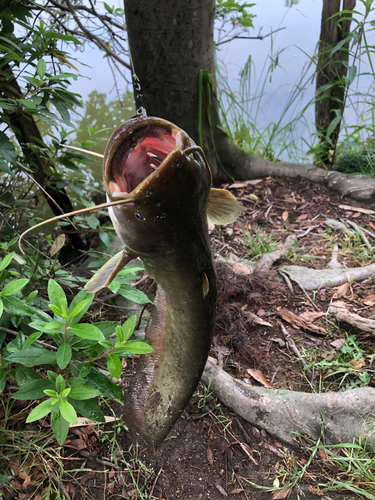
[108,125,188,197]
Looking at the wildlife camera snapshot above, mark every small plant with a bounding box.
[194,375,214,409]
[243,228,278,259]
[0,252,153,445]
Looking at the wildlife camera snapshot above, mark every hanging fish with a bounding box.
[84,116,240,449]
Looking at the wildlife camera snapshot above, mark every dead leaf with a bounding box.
[214,482,228,497]
[70,416,116,428]
[272,487,293,499]
[257,309,266,317]
[207,446,214,465]
[230,488,244,494]
[296,214,308,221]
[350,359,364,370]
[80,470,96,485]
[232,262,251,275]
[352,212,361,218]
[282,211,288,221]
[278,308,326,335]
[339,204,375,215]
[22,475,33,489]
[370,222,375,231]
[247,369,273,388]
[330,338,346,350]
[299,311,325,322]
[50,234,66,257]
[332,282,350,299]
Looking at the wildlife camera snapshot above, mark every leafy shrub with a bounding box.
[0,251,153,445]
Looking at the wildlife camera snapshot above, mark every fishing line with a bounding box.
[128,41,149,126]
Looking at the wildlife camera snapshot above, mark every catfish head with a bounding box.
[104,116,212,256]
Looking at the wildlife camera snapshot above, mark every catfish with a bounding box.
[84,116,240,448]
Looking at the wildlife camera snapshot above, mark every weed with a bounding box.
[243,228,278,259]
[193,375,214,409]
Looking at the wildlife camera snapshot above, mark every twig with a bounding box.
[148,467,163,499]
[344,219,372,250]
[216,26,286,46]
[296,225,320,239]
[49,471,71,500]
[279,322,313,378]
[280,269,318,310]
[279,270,293,291]
[96,457,121,470]
[0,325,58,350]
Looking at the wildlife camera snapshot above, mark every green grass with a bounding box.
[243,228,278,259]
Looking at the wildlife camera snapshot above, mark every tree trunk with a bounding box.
[1,67,89,252]
[124,0,375,203]
[315,0,356,166]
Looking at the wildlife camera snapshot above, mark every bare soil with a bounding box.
[2,176,375,500]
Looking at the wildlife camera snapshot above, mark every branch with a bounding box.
[216,27,286,46]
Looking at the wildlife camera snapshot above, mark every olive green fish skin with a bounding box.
[104,117,217,448]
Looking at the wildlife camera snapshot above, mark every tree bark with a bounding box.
[315,0,356,165]
[124,0,375,203]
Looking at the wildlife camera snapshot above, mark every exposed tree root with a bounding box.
[278,263,375,291]
[202,356,375,448]
[328,301,375,334]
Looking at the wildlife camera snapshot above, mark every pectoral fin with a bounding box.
[84,250,135,293]
[207,188,241,225]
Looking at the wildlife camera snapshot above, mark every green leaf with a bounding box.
[122,315,136,342]
[67,377,87,387]
[48,279,68,313]
[37,58,46,79]
[107,354,122,379]
[61,388,71,398]
[15,365,42,387]
[56,344,71,370]
[67,291,94,325]
[44,389,58,398]
[86,214,100,229]
[68,299,90,319]
[347,64,357,85]
[0,134,17,165]
[55,374,65,392]
[6,347,56,367]
[121,340,154,354]
[116,325,124,343]
[85,366,122,400]
[326,115,342,141]
[26,398,55,422]
[23,331,43,349]
[51,407,70,445]
[0,298,3,318]
[0,278,29,297]
[95,321,118,337]
[117,285,151,304]
[49,304,65,318]
[98,340,112,349]
[0,369,6,393]
[69,323,104,340]
[2,295,35,316]
[12,379,54,399]
[70,397,105,422]
[18,99,36,109]
[59,399,77,424]
[99,231,111,247]
[68,385,101,400]
[47,371,58,384]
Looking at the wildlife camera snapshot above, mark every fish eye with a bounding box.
[135,212,145,221]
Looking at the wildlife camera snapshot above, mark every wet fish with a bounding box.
[85,116,240,448]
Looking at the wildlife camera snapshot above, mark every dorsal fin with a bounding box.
[84,250,135,293]
[207,188,241,225]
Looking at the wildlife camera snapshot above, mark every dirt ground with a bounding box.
[2,176,375,500]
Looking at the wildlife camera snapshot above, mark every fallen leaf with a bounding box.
[350,359,364,370]
[278,308,326,335]
[214,482,228,497]
[352,212,361,218]
[80,470,96,485]
[282,211,288,221]
[230,488,244,494]
[247,369,273,388]
[50,234,66,257]
[18,471,28,480]
[299,311,325,322]
[273,478,280,488]
[232,262,251,275]
[332,282,350,299]
[249,193,258,201]
[330,338,346,350]
[272,487,293,499]
[70,416,116,428]
[296,214,308,221]
[370,222,375,231]
[207,446,214,465]
[257,309,266,317]
[125,490,137,498]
